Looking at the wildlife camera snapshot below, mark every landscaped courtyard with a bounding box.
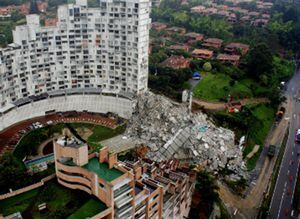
[0,180,106,218]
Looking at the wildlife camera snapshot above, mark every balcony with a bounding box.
[115,195,133,208]
[114,184,132,201]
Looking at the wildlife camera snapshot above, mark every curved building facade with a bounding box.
[0,0,150,112]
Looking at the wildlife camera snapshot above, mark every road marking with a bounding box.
[277,189,286,219]
[284,182,287,188]
[292,151,294,155]
[287,170,290,175]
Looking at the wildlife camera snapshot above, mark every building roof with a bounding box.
[204,38,223,44]
[169,44,189,51]
[217,54,240,61]
[192,49,213,55]
[160,55,190,69]
[225,42,249,50]
[151,22,167,30]
[185,32,204,39]
[83,157,124,182]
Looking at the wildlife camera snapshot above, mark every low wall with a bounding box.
[0,94,134,132]
[0,174,55,200]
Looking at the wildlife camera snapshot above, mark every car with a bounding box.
[296,129,300,143]
[289,175,294,182]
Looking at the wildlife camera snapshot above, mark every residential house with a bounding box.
[151,22,167,31]
[225,43,250,55]
[169,44,190,52]
[202,38,223,49]
[166,27,186,35]
[160,55,191,69]
[192,49,213,59]
[217,54,240,66]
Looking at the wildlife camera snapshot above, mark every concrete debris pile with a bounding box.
[126,92,246,177]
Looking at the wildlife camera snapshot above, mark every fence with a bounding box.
[0,174,56,200]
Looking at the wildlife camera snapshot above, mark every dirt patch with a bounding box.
[75,127,93,140]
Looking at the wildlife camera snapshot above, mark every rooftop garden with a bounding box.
[0,179,106,218]
[83,158,124,182]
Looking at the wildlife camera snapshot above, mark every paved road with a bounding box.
[269,69,300,219]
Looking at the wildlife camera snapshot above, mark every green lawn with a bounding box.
[0,180,104,218]
[13,124,66,160]
[243,104,275,170]
[83,158,124,182]
[68,199,107,219]
[87,125,126,143]
[193,73,254,101]
[0,188,40,215]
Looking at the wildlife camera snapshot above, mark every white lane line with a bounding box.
[291,150,300,207]
[270,117,295,215]
[277,189,286,219]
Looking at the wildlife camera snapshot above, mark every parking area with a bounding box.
[0,112,119,156]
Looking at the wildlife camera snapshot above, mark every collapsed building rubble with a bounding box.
[126,92,247,178]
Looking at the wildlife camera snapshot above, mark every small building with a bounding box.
[166,26,186,35]
[248,11,260,17]
[251,18,269,27]
[202,38,223,50]
[45,18,58,27]
[227,13,237,23]
[192,72,201,80]
[169,44,190,52]
[217,54,240,66]
[151,22,167,31]
[160,55,190,69]
[240,15,251,22]
[191,5,206,13]
[185,32,204,41]
[192,49,213,59]
[37,1,48,13]
[225,43,250,55]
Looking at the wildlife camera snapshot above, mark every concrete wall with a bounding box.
[0,174,55,200]
[0,94,134,132]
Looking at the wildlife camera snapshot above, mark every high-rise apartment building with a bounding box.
[54,130,195,219]
[0,0,150,109]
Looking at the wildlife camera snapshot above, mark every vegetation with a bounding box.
[189,170,220,218]
[14,124,66,160]
[214,104,275,170]
[0,180,98,218]
[259,129,289,218]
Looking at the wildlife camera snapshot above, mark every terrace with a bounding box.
[83,157,124,182]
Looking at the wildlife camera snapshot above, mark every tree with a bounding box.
[0,153,28,194]
[203,62,212,72]
[246,43,273,80]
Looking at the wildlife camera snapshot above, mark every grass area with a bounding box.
[83,158,124,182]
[213,104,275,171]
[258,129,289,218]
[14,122,126,160]
[68,199,107,219]
[244,105,275,170]
[0,188,40,215]
[225,178,247,196]
[0,180,104,218]
[14,124,66,160]
[193,73,255,101]
[87,124,126,143]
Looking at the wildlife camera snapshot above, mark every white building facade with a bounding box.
[0,0,150,109]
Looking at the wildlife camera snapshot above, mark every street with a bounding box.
[268,69,300,219]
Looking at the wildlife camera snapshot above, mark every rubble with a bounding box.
[126,92,247,177]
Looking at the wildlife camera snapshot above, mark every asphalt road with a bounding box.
[268,69,300,219]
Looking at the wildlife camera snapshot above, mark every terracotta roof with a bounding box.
[226,43,249,50]
[192,49,213,55]
[160,55,190,69]
[217,54,240,61]
[204,38,223,44]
